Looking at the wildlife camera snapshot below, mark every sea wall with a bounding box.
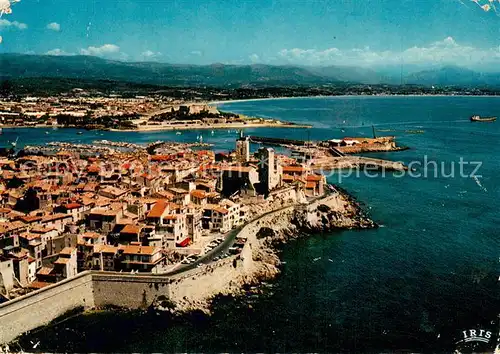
[92,273,171,309]
[168,256,244,309]
[0,192,373,345]
[0,272,94,345]
[158,194,371,310]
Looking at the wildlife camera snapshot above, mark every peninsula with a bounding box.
[0,131,405,346]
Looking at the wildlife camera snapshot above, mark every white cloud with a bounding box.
[0,18,27,30]
[249,53,260,63]
[0,0,16,17]
[190,50,202,56]
[0,0,11,12]
[46,22,60,31]
[80,44,120,57]
[141,50,161,60]
[46,48,73,56]
[277,37,500,68]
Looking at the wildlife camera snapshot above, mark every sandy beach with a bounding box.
[209,93,500,107]
[0,120,311,133]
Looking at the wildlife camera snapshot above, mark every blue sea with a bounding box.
[7,96,500,352]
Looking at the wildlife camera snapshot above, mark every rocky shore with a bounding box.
[248,191,375,279]
[167,190,377,314]
[2,190,377,349]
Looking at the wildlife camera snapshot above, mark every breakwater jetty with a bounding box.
[313,156,407,172]
[249,136,308,146]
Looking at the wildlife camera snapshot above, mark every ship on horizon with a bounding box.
[470,115,497,122]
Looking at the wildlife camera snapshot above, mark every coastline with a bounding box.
[0,121,312,133]
[110,121,312,132]
[210,93,500,106]
[4,189,376,349]
[2,94,495,133]
[136,189,376,312]
[2,93,498,353]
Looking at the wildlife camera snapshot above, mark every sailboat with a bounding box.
[11,137,19,148]
[211,130,214,135]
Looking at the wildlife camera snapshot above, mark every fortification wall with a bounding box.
[92,273,171,309]
[242,206,296,246]
[0,197,334,345]
[168,256,244,308]
[0,272,94,345]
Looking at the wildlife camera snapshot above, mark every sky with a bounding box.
[0,0,500,70]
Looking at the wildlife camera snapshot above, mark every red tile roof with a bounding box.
[30,280,51,289]
[147,200,168,218]
[190,190,207,199]
[120,224,141,234]
[18,215,42,223]
[87,165,100,173]
[150,155,172,162]
[60,247,75,256]
[306,174,323,182]
[121,245,159,255]
[283,165,307,173]
[63,202,82,210]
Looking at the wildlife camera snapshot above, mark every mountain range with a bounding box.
[1,53,499,87]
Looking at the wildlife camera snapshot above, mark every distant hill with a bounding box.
[403,66,500,86]
[0,54,331,87]
[1,54,499,87]
[405,66,487,86]
[307,65,397,85]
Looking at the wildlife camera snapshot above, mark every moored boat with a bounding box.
[470,115,497,122]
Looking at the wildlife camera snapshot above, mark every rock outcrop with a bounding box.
[255,191,377,250]
[169,190,377,313]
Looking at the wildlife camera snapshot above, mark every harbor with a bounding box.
[248,134,408,171]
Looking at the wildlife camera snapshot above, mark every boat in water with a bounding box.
[470,115,497,122]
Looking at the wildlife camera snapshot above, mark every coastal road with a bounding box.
[161,190,337,277]
[157,200,317,277]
